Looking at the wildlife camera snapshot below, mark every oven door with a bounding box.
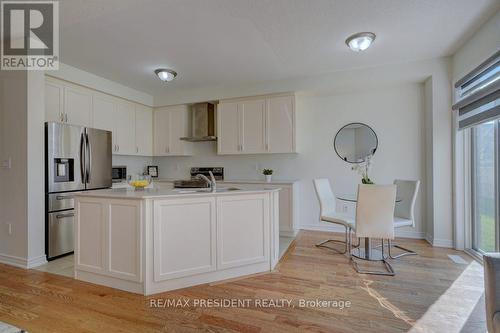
[47,211,74,259]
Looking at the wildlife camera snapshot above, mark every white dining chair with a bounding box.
[313,179,355,254]
[390,179,420,259]
[351,184,397,276]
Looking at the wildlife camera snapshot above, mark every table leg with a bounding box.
[364,238,371,259]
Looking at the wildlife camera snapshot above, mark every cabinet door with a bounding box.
[92,93,116,150]
[240,99,266,153]
[107,200,142,282]
[45,80,64,122]
[168,106,189,155]
[217,102,240,154]
[267,96,295,153]
[153,108,170,156]
[135,104,153,156]
[114,101,136,155]
[64,86,92,126]
[216,194,269,269]
[154,197,216,281]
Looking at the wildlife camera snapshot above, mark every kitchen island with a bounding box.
[74,187,280,295]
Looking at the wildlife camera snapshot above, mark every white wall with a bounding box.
[154,83,427,238]
[452,10,500,84]
[451,8,499,250]
[0,71,29,265]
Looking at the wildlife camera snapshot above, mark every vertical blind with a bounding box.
[453,50,500,130]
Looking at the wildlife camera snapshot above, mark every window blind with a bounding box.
[453,50,500,130]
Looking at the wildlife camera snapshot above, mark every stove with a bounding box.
[174,167,224,188]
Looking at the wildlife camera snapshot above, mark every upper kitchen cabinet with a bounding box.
[45,77,93,127]
[114,100,136,155]
[45,79,64,122]
[217,94,296,155]
[153,105,192,156]
[135,104,153,156]
[266,95,295,153]
[64,85,93,127]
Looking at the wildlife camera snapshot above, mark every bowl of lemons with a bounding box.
[127,174,152,190]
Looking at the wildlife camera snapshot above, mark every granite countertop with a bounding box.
[75,187,280,200]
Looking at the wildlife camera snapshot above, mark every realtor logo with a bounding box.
[1,1,59,70]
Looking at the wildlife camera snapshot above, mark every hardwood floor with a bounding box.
[0,231,485,333]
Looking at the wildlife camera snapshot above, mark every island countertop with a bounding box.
[74,187,280,200]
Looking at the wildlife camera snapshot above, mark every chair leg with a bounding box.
[350,239,395,276]
[387,240,417,259]
[315,225,349,254]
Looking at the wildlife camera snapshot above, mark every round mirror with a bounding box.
[333,123,378,163]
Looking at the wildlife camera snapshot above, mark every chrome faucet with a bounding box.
[195,171,217,192]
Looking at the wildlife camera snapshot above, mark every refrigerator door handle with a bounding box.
[79,132,86,184]
[85,131,92,183]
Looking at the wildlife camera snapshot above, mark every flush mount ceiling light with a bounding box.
[345,32,376,52]
[154,68,177,82]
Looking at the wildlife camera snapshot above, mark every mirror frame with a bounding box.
[333,122,378,164]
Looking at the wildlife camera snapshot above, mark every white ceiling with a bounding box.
[59,0,499,98]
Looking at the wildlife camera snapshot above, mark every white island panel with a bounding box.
[153,197,216,281]
[217,194,269,270]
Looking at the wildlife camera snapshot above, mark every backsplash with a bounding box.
[112,155,153,176]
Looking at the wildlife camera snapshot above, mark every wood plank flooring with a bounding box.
[0,231,485,333]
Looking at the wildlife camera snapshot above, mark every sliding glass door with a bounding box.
[471,120,499,253]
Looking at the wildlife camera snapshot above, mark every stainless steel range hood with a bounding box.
[180,102,217,142]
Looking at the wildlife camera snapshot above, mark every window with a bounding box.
[471,120,498,253]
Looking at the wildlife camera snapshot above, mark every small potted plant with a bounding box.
[263,169,274,183]
[351,154,374,184]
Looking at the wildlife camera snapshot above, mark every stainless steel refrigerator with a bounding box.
[45,122,112,260]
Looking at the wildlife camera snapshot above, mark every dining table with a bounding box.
[337,194,402,261]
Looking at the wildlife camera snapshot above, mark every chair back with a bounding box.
[355,184,396,239]
[484,253,500,333]
[394,179,420,224]
[313,179,336,217]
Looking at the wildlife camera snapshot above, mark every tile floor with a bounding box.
[34,254,74,278]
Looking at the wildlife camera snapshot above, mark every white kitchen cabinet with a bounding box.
[267,95,295,153]
[75,197,142,283]
[241,99,266,153]
[223,181,299,237]
[45,79,64,122]
[216,194,269,269]
[64,85,92,127]
[135,105,153,156]
[217,101,240,154]
[153,197,216,281]
[114,100,136,155]
[153,105,191,156]
[217,94,296,155]
[92,92,116,150]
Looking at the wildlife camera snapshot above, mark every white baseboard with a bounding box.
[0,253,47,269]
[0,253,29,268]
[279,230,298,238]
[299,224,425,239]
[425,234,453,248]
[27,255,48,268]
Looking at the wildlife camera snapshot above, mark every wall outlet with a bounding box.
[1,157,11,169]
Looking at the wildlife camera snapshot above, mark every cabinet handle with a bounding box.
[266,143,269,151]
[64,113,68,123]
[60,113,64,122]
[136,147,139,153]
[117,145,119,152]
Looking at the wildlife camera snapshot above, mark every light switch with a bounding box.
[1,157,11,169]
